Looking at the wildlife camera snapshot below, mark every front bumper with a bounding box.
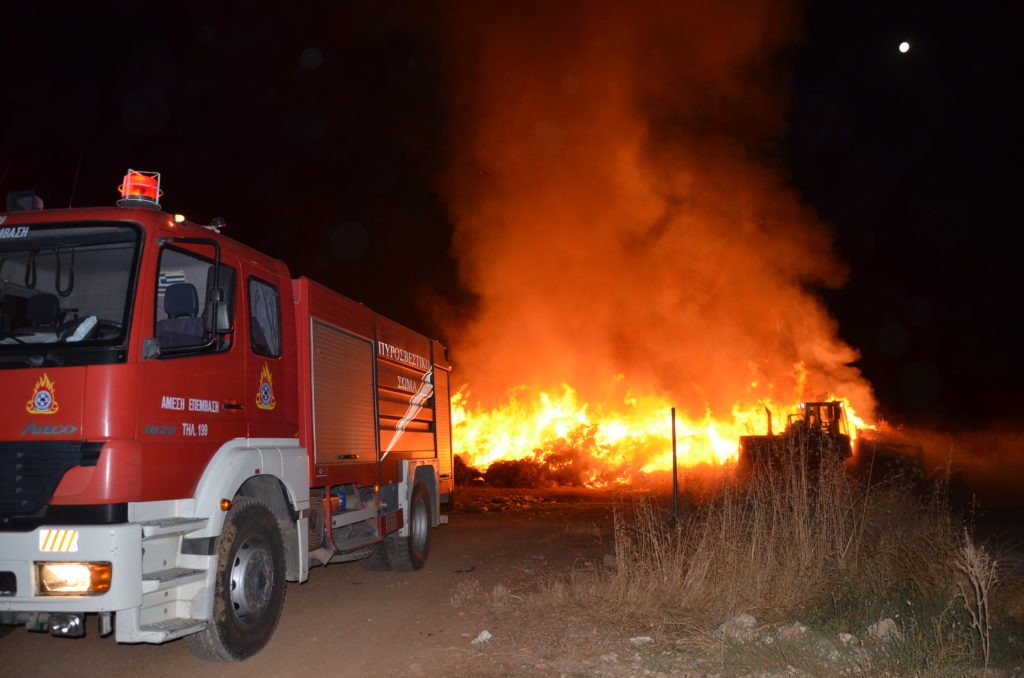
[0,523,142,614]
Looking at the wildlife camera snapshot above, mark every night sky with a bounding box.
[2,1,1020,431]
[787,1,1023,429]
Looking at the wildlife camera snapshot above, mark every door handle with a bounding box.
[223,401,244,410]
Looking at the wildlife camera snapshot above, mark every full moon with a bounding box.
[899,41,911,53]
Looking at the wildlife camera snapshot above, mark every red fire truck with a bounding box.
[0,171,454,661]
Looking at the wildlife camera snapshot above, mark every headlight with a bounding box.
[36,562,111,595]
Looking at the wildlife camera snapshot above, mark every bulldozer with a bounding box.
[738,400,853,475]
[738,400,945,495]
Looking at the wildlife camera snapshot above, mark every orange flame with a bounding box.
[453,373,873,485]
[440,2,879,486]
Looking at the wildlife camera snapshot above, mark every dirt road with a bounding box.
[0,491,614,678]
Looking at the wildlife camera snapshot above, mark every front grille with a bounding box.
[0,441,100,516]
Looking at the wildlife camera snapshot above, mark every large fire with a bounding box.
[452,374,873,486]
[439,0,878,487]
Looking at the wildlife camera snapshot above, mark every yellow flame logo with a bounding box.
[27,373,59,415]
[256,363,276,410]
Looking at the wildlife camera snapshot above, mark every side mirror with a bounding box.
[142,336,161,359]
[205,289,233,334]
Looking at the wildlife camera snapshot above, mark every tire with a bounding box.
[185,498,286,662]
[386,482,432,572]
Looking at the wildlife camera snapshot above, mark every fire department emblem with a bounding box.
[256,363,276,410]
[26,373,59,415]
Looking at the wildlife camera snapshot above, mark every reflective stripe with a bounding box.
[39,529,79,552]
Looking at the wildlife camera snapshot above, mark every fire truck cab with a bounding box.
[0,171,453,660]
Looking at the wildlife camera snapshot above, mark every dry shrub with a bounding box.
[450,578,524,614]
[957,527,1000,670]
[450,578,483,608]
[532,435,1024,673]
[601,436,878,625]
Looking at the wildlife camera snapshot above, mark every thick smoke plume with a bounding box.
[441,0,875,420]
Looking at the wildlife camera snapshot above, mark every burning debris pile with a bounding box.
[460,438,608,489]
[440,0,877,480]
[452,384,750,486]
[454,432,601,488]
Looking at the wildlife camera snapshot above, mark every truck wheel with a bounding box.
[185,498,286,662]
[386,482,432,571]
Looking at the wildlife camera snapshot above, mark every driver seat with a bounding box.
[26,293,61,330]
[156,283,205,348]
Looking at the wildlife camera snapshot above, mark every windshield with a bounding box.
[0,222,140,350]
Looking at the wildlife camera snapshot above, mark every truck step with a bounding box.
[140,517,208,539]
[142,567,206,593]
[330,505,377,528]
[138,617,207,642]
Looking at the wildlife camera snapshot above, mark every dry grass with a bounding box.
[518,436,1024,675]
[958,527,1000,670]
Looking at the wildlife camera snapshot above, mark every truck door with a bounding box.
[243,272,297,440]
[136,241,246,498]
